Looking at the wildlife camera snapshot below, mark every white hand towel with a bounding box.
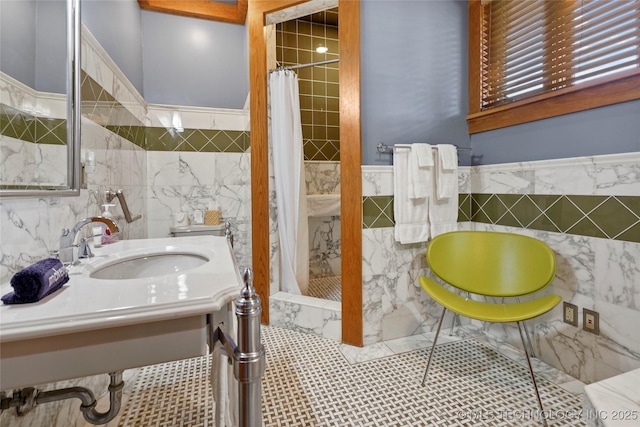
[414,143,434,167]
[393,145,430,244]
[435,144,458,200]
[408,144,433,199]
[438,144,458,170]
[429,196,458,238]
[430,144,458,238]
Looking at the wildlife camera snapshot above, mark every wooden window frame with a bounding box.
[467,0,640,134]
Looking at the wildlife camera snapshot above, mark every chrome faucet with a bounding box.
[59,217,120,264]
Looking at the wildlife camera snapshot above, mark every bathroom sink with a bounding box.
[90,252,209,280]
[0,236,243,390]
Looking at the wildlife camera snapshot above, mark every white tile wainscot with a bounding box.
[360,165,471,345]
[468,152,640,385]
[269,292,341,342]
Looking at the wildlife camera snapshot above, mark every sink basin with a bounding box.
[90,252,209,280]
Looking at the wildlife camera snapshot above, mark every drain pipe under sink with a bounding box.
[0,371,124,424]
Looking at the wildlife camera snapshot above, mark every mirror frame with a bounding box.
[0,0,81,198]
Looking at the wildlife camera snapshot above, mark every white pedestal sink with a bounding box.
[0,236,242,390]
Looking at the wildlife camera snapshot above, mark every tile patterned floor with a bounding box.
[307,276,341,301]
[112,325,585,427]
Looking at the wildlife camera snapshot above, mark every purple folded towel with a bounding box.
[1,258,69,305]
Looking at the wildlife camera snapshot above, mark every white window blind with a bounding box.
[481,0,640,109]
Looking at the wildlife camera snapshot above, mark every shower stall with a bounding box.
[269,8,342,304]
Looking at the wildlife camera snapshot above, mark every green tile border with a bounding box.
[474,193,640,243]
[144,128,250,152]
[79,72,250,153]
[363,196,394,228]
[1,104,66,145]
[365,194,640,243]
[81,72,146,149]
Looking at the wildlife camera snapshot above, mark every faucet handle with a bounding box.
[78,238,94,259]
[105,189,117,203]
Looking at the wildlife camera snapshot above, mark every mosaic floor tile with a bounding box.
[115,326,585,427]
[307,276,341,301]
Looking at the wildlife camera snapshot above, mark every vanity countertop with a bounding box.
[0,236,242,343]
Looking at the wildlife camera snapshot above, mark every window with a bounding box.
[468,0,640,134]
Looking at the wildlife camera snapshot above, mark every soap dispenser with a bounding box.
[101,204,118,245]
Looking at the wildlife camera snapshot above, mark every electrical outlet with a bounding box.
[563,302,578,326]
[583,308,600,335]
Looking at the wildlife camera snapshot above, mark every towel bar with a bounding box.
[376,142,471,153]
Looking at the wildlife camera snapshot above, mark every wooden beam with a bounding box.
[138,0,248,24]
[248,1,268,324]
[338,0,362,347]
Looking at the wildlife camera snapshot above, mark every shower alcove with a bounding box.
[251,0,361,346]
[262,1,351,342]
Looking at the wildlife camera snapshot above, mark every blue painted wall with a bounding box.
[0,0,66,93]
[35,1,67,94]
[82,0,144,95]
[360,0,470,166]
[0,0,37,89]
[141,10,249,109]
[470,100,640,165]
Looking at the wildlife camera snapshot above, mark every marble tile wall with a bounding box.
[268,159,342,339]
[145,105,252,271]
[269,159,342,292]
[466,152,640,385]
[1,73,68,188]
[360,165,472,345]
[360,152,640,385]
[305,161,341,279]
[308,215,341,279]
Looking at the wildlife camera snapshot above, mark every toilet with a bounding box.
[170,224,226,237]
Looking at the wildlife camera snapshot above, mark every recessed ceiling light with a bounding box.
[316,46,328,54]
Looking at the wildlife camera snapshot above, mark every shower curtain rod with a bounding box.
[271,58,339,72]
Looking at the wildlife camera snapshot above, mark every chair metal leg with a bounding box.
[448,313,458,336]
[447,292,465,336]
[516,298,537,358]
[517,321,548,427]
[422,308,446,386]
[523,322,537,358]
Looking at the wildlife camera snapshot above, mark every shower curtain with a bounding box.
[269,69,309,295]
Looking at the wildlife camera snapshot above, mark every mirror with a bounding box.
[0,0,81,197]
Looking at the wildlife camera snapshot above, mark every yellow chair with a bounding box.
[419,231,560,424]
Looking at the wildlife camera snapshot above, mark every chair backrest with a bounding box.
[426,231,556,297]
